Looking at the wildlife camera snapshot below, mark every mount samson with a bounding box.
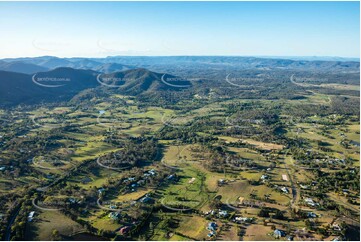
[98,68,192,95]
[0,67,192,107]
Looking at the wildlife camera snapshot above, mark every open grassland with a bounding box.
[160,167,208,210]
[112,188,150,203]
[217,180,291,205]
[242,139,284,151]
[216,223,239,241]
[90,214,122,232]
[243,224,275,241]
[162,144,199,166]
[287,121,360,162]
[218,136,284,151]
[25,210,83,240]
[175,215,209,240]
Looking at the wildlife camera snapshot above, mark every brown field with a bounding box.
[242,139,284,150]
[243,224,275,241]
[176,215,209,240]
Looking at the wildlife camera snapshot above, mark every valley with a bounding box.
[0,56,359,241]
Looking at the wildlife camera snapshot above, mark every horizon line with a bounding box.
[1,55,360,60]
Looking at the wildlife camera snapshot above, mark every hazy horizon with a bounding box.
[1,55,359,62]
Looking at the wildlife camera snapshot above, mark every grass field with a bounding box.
[160,167,208,210]
[90,214,122,232]
[112,188,150,203]
[175,215,209,240]
[243,224,275,241]
[25,210,83,240]
[217,180,291,205]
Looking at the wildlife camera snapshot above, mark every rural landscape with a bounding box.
[0,55,359,241]
[0,1,360,241]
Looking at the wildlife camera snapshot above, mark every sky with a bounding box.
[0,1,359,58]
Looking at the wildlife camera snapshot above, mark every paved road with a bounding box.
[282,150,299,207]
[290,74,331,103]
[4,206,20,241]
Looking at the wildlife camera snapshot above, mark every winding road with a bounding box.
[4,207,20,241]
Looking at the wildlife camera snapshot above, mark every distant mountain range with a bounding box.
[0,61,49,74]
[94,63,133,73]
[98,56,360,71]
[1,56,359,73]
[0,56,134,74]
[253,56,360,62]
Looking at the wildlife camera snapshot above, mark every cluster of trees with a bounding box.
[258,207,285,220]
[99,137,158,168]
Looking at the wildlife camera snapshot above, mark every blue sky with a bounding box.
[0,1,359,58]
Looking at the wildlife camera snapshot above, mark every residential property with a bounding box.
[109,205,117,209]
[207,222,217,231]
[167,174,176,180]
[332,223,342,231]
[204,210,215,216]
[98,188,105,194]
[218,210,228,218]
[207,230,216,237]
[307,212,317,218]
[108,211,120,220]
[280,186,289,193]
[28,211,35,222]
[119,226,131,235]
[273,229,286,238]
[300,184,309,189]
[261,174,269,181]
[148,169,156,176]
[140,195,151,203]
[233,217,254,223]
[304,198,318,207]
